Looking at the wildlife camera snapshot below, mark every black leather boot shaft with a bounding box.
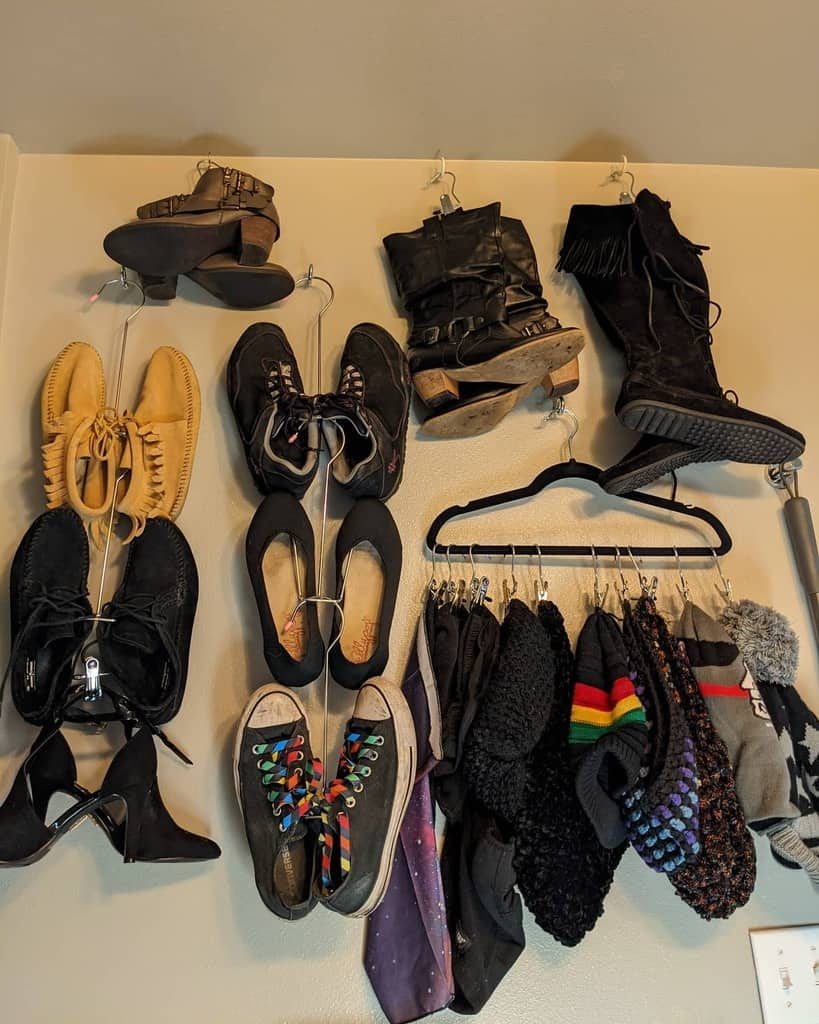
[383,203,508,349]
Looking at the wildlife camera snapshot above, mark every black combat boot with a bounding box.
[558,190,805,470]
[384,204,583,409]
[385,206,583,437]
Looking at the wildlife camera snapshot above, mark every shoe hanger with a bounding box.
[281,266,346,774]
[426,152,462,217]
[425,399,733,560]
[73,269,145,706]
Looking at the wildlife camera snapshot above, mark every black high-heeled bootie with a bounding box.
[0,727,219,866]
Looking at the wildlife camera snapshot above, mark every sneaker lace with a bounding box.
[317,726,384,894]
[338,364,365,401]
[253,734,323,833]
[262,358,315,443]
[0,584,91,715]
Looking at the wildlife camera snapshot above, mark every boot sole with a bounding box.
[619,400,805,464]
[601,446,718,495]
[422,379,539,438]
[188,264,295,308]
[104,220,245,277]
[444,327,584,384]
[331,679,417,919]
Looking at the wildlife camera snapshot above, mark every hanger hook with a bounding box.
[604,154,637,202]
[445,545,453,583]
[426,152,461,208]
[510,545,518,596]
[615,546,630,602]
[534,545,548,605]
[294,263,335,320]
[468,543,476,579]
[591,544,609,609]
[711,548,733,605]
[544,396,579,460]
[89,268,146,324]
[627,545,656,598]
[673,546,691,603]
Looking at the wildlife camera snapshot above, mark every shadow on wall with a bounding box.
[68,132,257,157]
[558,133,652,164]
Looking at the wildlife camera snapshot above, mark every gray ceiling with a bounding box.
[2,0,817,166]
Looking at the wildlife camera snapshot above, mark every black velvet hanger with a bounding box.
[425,458,732,559]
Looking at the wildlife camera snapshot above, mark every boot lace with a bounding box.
[641,250,730,397]
[262,358,314,444]
[0,584,91,713]
[318,726,384,894]
[253,734,324,833]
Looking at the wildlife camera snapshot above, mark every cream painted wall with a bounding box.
[0,134,19,337]
[0,154,818,1024]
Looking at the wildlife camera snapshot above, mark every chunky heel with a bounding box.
[542,355,580,398]
[412,368,459,409]
[139,273,178,301]
[239,215,276,266]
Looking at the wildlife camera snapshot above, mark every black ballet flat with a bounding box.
[246,492,325,686]
[329,499,402,689]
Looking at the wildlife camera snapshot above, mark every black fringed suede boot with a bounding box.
[558,190,805,475]
[384,205,583,436]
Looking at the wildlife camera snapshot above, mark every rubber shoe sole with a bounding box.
[328,679,417,919]
[619,400,805,465]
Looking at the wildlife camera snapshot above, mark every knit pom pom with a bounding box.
[719,599,799,687]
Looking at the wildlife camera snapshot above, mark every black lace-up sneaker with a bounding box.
[5,508,92,725]
[98,518,198,726]
[227,323,319,498]
[320,324,411,501]
[234,684,322,920]
[317,678,416,917]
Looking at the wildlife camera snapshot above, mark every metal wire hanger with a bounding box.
[281,267,346,773]
[425,401,732,560]
[426,152,462,216]
[73,268,146,703]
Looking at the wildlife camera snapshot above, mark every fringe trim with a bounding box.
[42,428,69,509]
[120,418,166,544]
[556,203,637,279]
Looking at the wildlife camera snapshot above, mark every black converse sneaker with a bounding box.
[234,683,323,921]
[320,323,411,501]
[317,678,416,917]
[227,323,319,497]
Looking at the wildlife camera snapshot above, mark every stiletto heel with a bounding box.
[0,728,220,866]
[98,729,220,863]
[239,215,277,266]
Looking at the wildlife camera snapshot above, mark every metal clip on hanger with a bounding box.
[591,545,610,610]
[427,153,462,216]
[711,548,733,607]
[534,545,549,609]
[674,547,691,603]
[74,269,146,703]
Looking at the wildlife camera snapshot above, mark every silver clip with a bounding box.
[711,548,733,606]
[476,576,491,607]
[83,656,103,701]
[591,545,610,610]
[674,547,691,603]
